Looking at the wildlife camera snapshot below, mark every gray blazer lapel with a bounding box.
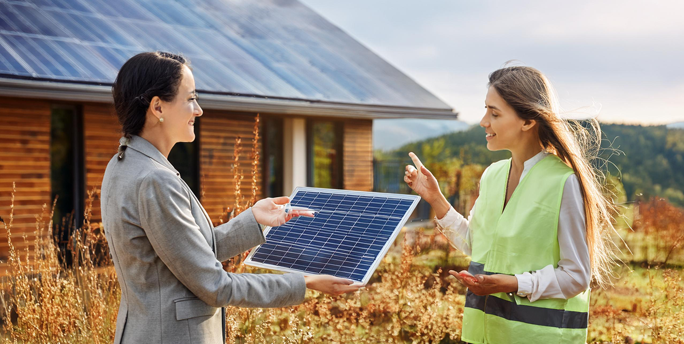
[178,177,219,258]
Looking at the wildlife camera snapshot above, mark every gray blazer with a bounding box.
[101,136,305,344]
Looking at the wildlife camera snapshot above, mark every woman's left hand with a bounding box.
[448,270,518,296]
[252,197,315,227]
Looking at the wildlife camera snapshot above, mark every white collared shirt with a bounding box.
[435,149,591,302]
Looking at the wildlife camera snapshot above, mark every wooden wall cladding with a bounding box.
[0,96,374,272]
[83,103,121,226]
[0,97,52,265]
[200,112,262,223]
[343,120,373,191]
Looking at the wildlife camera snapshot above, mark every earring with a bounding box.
[159,117,164,123]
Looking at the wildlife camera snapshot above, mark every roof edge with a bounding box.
[0,77,458,120]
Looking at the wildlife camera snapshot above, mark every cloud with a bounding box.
[299,0,684,124]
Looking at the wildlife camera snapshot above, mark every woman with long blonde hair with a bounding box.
[404,66,618,343]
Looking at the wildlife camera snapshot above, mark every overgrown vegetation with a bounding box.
[1,118,683,343]
[0,187,119,344]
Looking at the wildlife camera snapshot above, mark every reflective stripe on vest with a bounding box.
[461,154,590,344]
[465,262,588,330]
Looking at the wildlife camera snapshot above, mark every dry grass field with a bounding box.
[0,186,682,343]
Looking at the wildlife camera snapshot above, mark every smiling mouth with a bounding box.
[189,120,194,126]
[486,133,496,138]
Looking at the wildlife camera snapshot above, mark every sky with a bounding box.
[299,0,684,128]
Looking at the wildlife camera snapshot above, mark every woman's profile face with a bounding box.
[157,65,203,143]
[480,85,526,152]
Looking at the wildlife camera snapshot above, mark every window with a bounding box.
[50,105,84,260]
[168,117,200,197]
[262,116,283,197]
[307,120,343,189]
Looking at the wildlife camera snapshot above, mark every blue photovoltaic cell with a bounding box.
[0,43,28,74]
[246,188,419,283]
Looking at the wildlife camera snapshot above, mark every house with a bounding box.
[0,0,455,261]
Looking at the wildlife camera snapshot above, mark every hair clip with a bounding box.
[118,136,130,160]
[137,94,148,104]
[117,145,127,160]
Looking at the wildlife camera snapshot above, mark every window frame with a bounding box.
[49,103,84,252]
[306,118,344,189]
[261,115,284,198]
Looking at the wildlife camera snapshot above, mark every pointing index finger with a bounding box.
[408,152,424,169]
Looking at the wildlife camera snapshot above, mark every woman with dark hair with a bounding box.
[101,52,362,344]
[404,66,619,343]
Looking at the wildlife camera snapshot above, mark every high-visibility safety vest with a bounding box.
[461,154,590,344]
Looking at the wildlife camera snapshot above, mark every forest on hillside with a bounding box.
[375,123,684,207]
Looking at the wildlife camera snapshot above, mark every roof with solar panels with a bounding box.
[0,0,455,119]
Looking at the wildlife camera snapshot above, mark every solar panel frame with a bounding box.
[244,187,420,284]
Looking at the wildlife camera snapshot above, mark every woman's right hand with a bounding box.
[304,275,365,296]
[404,152,442,204]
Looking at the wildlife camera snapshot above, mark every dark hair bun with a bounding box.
[112,52,188,138]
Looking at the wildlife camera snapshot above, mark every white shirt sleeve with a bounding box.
[434,204,473,256]
[433,166,492,256]
[514,174,591,302]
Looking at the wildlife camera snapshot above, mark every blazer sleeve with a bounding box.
[137,169,306,308]
[214,208,266,262]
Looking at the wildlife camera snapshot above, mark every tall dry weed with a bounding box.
[249,114,260,207]
[0,184,120,344]
[645,268,684,343]
[223,236,465,343]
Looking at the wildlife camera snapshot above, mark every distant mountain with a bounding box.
[373,119,471,151]
[667,121,684,129]
[382,123,684,207]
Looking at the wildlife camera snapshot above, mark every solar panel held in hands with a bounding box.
[244,187,420,284]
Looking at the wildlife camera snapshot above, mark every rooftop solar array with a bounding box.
[0,0,451,110]
[245,187,420,283]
